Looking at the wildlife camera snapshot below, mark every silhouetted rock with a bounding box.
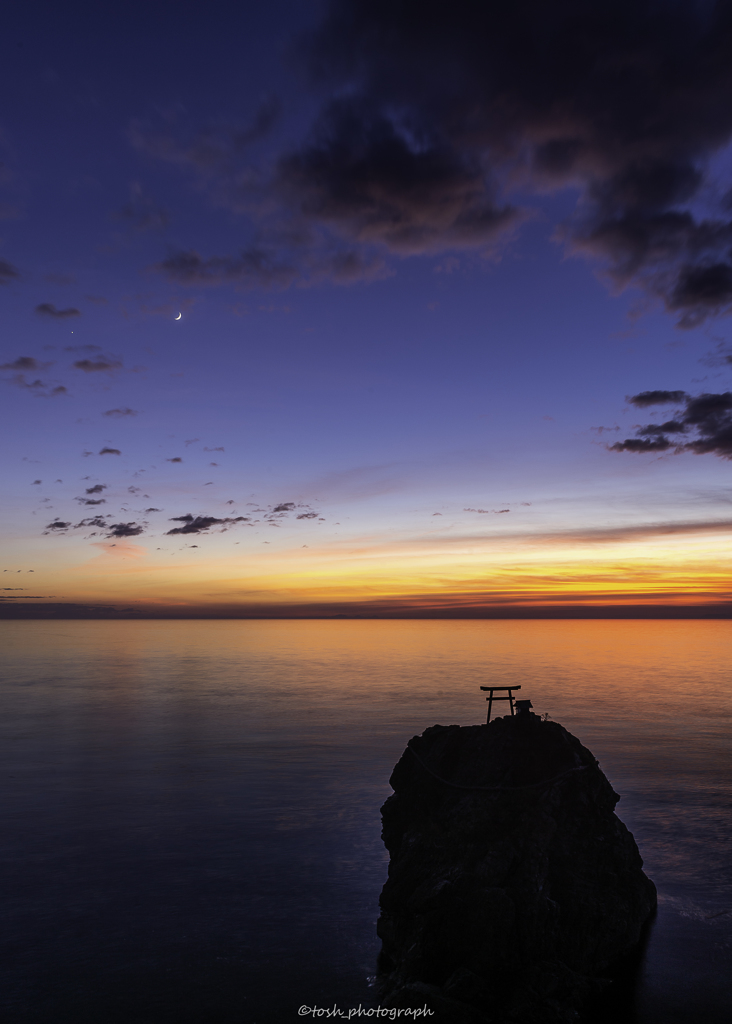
[376,713,657,1023]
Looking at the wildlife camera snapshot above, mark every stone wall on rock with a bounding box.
[376,713,657,1023]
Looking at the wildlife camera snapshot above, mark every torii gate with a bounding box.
[480,685,521,723]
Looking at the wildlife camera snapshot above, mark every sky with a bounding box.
[3,0,732,617]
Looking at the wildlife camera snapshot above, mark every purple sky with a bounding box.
[3,0,732,615]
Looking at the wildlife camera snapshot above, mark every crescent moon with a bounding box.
[175,312,182,320]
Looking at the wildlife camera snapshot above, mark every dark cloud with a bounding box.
[75,516,109,530]
[45,520,70,531]
[637,419,686,436]
[1,356,66,397]
[70,516,143,539]
[0,258,19,283]
[2,374,67,396]
[289,0,732,325]
[166,513,248,535]
[0,356,45,371]
[166,456,182,463]
[203,446,225,452]
[144,507,161,512]
[278,97,516,255]
[464,507,511,514]
[167,514,225,535]
[149,1,732,323]
[32,480,41,485]
[86,484,107,494]
[106,522,144,538]
[609,436,673,453]
[36,303,80,319]
[627,390,689,408]
[249,501,322,524]
[103,407,138,417]
[99,447,121,456]
[73,358,122,373]
[9,375,46,390]
[611,391,732,457]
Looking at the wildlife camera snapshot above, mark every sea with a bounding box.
[0,619,730,1024]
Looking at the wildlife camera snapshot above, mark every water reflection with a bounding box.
[0,620,729,1022]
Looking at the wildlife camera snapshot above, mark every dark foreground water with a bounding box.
[0,619,730,1024]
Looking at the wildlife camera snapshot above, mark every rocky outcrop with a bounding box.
[376,713,657,1023]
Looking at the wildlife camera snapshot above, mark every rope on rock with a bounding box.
[405,741,593,792]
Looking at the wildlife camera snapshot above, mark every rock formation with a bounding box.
[376,711,657,1023]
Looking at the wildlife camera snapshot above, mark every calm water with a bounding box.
[0,619,730,1023]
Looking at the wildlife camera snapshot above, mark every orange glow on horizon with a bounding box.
[9,518,730,614]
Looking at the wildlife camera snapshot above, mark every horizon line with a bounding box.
[1,603,732,621]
